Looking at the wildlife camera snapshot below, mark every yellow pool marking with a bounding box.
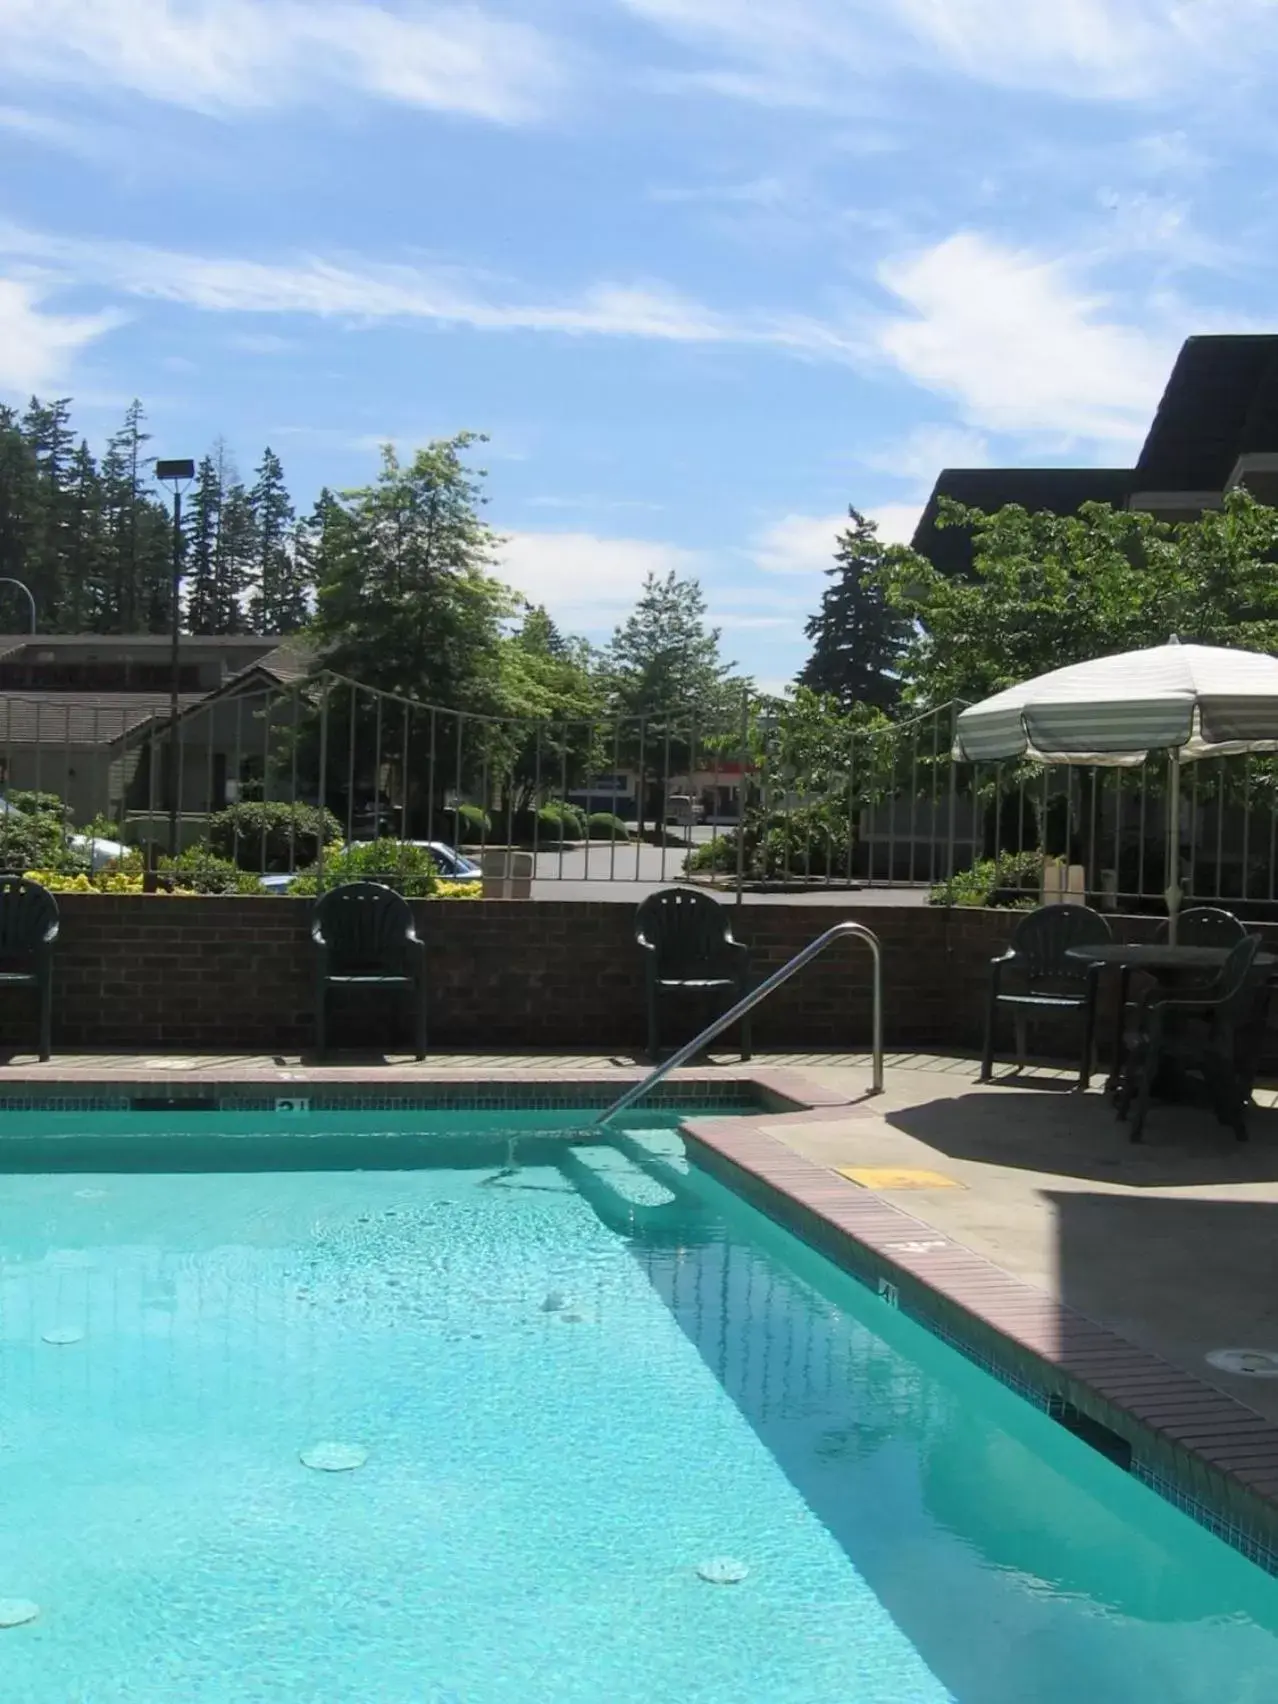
[838,1166,966,1191]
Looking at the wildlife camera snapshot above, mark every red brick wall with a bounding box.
[0,895,1260,1056]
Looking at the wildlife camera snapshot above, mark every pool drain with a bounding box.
[300,1442,368,1471]
[1206,1348,1278,1378]
[697,1558,748,1585]
[0,1600,39,1629]
[41,1327,83,1346]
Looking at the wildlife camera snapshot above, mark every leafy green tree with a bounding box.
[308,435,514,825]
[605,571,742,831]
[798,508,910,711]
[882,490,1278,707]
[486,605,604,815]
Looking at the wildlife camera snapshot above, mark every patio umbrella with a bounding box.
[952,640,1278,940]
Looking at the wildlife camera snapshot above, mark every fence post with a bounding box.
[735,687,749,909]
[317,675,330,893]
[946,702,959,886]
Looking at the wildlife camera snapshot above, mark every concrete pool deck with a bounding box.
[5,1045,1278,1559]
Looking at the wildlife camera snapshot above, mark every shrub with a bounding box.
[0,809,86,875]
[435,879,481,899]
[755,803,851,880]
[929,851,1043,908]
[685,833,738,874]
[585,812,630,841]
[290,838,440,898]
[160,847,265,895]
[25,867,145,894]
[535,802,586,843]
[82,813,124,841]
[446,803,491,845]
[207,801,340,871]
[8,789,69,820]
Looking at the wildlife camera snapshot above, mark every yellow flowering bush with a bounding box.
[434,879,482,900]
[24,868,147,894]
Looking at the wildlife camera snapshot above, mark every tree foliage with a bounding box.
[880,490,1278,706]
[798,508,910,710]
[0,394,313,635]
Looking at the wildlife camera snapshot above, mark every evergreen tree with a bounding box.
[605,571,741,831]
[311,435,511,703]
[0,407,39,616]
[247,447,302,632]
[100,401,170,632]
[22,396,76,627]
[61,442,108,632]
[185,454,222,634]
[799,508,909,711]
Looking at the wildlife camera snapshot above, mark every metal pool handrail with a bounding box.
[596,920,885,1127]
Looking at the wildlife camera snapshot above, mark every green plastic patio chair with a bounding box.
[312,881,427,1059]
[980,903,1112,1089]
[1115,932,1262,1142]
[634,888,751,1061]
[0,877,59,1061]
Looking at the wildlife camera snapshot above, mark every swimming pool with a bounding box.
[3,1107,1277,1701]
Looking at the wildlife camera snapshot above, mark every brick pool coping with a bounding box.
[681,1102,1278,1574]
[4,1055,1278,1571]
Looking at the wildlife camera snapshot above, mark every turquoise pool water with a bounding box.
[2,1110,1278,1702]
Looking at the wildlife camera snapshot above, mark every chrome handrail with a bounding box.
[596,920,884,1126]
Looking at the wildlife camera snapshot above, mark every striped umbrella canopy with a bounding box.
[953,641,1278,938]
[953,640,1278,766]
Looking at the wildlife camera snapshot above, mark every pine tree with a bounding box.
[61,441,108,632]
[185,454,222,634]
[0,407,39,618]
[22,396,76,627]
[798,508,909,711]
[247,447,299,632]
[100,401,170,632]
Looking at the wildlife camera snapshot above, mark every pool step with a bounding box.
[561,1143,711,1245]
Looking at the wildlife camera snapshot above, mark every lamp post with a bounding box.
[0,579,36,633]
[155,459,194,857]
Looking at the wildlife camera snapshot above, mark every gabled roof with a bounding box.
[0,692,207,745]
[1134,335,1278,491]
[910,468,1133,576]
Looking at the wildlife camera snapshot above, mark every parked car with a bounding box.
[257,840,481,895]
[665,794,705,828]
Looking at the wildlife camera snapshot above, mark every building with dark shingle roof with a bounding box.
[911,335,1278,572]
[0,632,315,831]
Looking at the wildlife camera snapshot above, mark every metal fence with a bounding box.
[2,672,1276,916]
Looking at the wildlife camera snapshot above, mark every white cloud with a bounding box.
[495,531,701,632]
[863,423,992,488]
[866,502,923,545]
[752,512,846,576]
[620,0,1272,105]
[875,231,1175,447]
[0,0,560,124]
[0,278,122,394]
[0,223,866,359]
[751,503,922,576]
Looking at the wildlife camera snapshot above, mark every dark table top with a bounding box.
[1065,942,1275,972]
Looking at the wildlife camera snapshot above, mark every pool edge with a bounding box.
[680,1108,1278,1578]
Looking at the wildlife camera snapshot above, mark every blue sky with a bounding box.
[0,1,1274,688]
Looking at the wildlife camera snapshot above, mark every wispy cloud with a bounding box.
[0,224,867,359]
[496,531,701,631]
[0,279,123,395]
[620,0,1275,106]
[875,231,1176,448]
[0,0,562,124]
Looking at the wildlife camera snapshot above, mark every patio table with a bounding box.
[1065,942,1275,1096]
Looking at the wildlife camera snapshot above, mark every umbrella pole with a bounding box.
[1165,752,1182,943]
